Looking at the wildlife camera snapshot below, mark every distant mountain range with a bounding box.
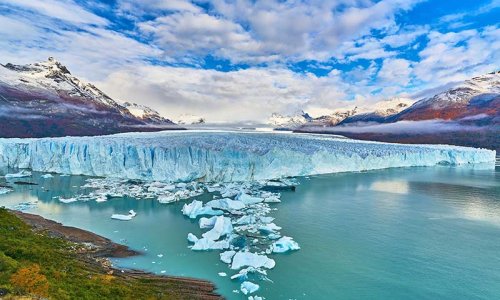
[0,57,180,138]
[293,71,500,150]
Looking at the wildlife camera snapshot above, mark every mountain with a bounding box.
[122,102,170,124]
[267,111,312,129]
[338,98,414,125]
[296,71,500,150]
[0,57,180,138]
[389,71,500,125]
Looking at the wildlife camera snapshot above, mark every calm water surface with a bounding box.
[1,163,499,299]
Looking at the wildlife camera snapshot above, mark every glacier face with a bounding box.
[0,131,496,182]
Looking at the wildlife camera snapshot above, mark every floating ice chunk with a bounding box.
[241,281,259,295]
[4,170,32,178]
[230,267,267,281]
[191,238,229,251]
[259,216,274,224]
[248,296,263,300]
[0,187,13,195]
[157,194,176,204]
[235,215,257,225]
[272,236,300,253]
[187,233,198,243]
[263,195,281,203]
[157,254,164,258]
[182,200,223,219]
[231,252,276,270]
[59,197,78,204]
[202,216,233,241]
[206,198,246,210]
[258,223,282,233]
[41,174,54,179]
[220,250,236,264]
[199,216,218,229]
[237,193,264,205]
[111,210,137,221]
[218,272,227,277]
[13,201,37,211]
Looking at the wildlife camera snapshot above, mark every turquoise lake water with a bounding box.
[1,163,499,299]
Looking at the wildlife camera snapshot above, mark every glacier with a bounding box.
[0,131,495,182]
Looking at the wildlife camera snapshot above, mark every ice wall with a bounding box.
[0,131,496,182]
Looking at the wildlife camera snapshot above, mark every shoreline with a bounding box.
[8,209,222,300]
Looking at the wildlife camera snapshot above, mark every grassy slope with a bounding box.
[0,208,210,299]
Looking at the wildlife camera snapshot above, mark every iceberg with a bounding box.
[205,198,246,210]
[4,170,32,178]
[181,200,223,219]
[0,187,13,195]
[199,216,218,229]
[41,174,54,178]
[237,193,264,205]
[272,236,300,253]
[231,251,276,270]
[220,250,236,264]
[202,216,233,241]
[240,281,259,295]
[187,233,198,243]
[191,238,229,251]
[111,210,137,221]
[0,131,494,182]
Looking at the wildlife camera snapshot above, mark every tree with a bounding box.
[10,264,49,298]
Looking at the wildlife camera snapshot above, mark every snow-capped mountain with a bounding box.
[390,71,500,124]
[267,111,312,129]
[176,114,206,125]
[122,102,170,124]
[0,57,178,138]
[338,98,414,125]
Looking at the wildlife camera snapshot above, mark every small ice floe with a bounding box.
[218,272,227,277]
[272,236,300,253]
[4,170,32,178]
[187,233,199,243]
[199,216,218,229]
[182,200,223,219]
[258,223,282,234]
[160,270,166,274]
[111,210,137,221]
[157,194,176,204]
[41,174,54,179]
[230,267,267,281]
[202,216,233,241]
[191,238,229,251]
[58,197,78,204]
[95,194,108,202]
[0,187,13,195]
[157,254,164,258]
[13,201,38,211]
[220,250,236,264]
[241,281,259,295]
[248,296,263,300]
[231,252,276,270]
[205,198,246,211]
[236,193,264,205]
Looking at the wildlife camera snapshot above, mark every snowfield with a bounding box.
[0,131,495,182]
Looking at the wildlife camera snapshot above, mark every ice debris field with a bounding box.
[0,131,496,298]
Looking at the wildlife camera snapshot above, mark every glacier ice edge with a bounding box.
[0,131,495,182]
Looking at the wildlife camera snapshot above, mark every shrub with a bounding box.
[10,264,49,298]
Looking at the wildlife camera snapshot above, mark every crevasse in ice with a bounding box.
[0,131,495,182]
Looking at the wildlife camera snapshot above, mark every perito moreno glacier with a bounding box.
[0,131,495,182]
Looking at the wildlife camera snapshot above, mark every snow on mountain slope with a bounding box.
[268,111,312,129]
[391,71,499,123]
[338,98,415,125]
[0,57,178,137]
[122,102,170,124]
[0,131,494,182]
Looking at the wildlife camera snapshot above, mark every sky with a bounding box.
[0,0,498,122]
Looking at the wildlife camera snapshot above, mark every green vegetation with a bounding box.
[0,208,209,299]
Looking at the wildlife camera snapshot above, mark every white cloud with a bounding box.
[378,58,412,86]
[0,0,108,25]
